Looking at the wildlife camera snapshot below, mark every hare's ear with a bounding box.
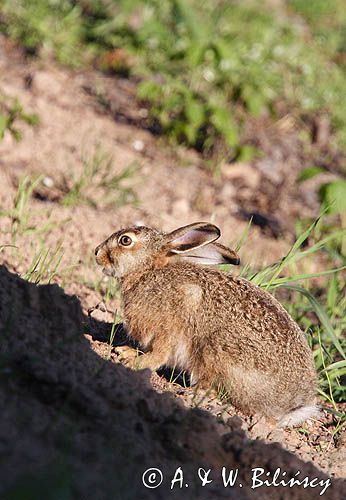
[166,222,220,253]
[179,242,240,265]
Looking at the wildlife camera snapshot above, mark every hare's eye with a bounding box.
[119,234,133,247]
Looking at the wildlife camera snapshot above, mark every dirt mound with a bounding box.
[0,265,345,499]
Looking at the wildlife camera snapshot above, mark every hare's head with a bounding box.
[95,222,240,278]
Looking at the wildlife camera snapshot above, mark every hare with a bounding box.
[95,222,318,427]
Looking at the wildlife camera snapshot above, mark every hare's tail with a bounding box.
[278,405,320,428]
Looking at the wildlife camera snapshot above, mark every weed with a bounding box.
[23,245,63,284]
[0,0,85,65]
[88,0,346,155]
[288,0,346,66]
[105,310,122,360]
[0,91,38,141]
[216,383,231,403]
[0,175,43,243]
[298,167,346,255]
[61,148,138,208]
[0,175,70,244]
[98,162,138,208]
[104,278,120,303]
[167,366,189,388]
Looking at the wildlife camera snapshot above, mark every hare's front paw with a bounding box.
[115,346,168,372]
[115,345,140,367]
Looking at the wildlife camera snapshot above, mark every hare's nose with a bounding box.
[95,244,101,256]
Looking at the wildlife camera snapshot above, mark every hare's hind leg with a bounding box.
[225,365,275,416]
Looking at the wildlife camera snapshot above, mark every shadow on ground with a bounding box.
[0,265,344,499]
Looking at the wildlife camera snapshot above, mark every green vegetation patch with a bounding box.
[1,0,346,157]
[0,91,38,140]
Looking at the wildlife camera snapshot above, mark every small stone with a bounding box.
[132,139,144,152]
[43,176,54,188]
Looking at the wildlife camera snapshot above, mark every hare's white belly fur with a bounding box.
[168,341,190,370]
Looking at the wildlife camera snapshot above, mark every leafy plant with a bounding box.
[86,0,346,155]
[2,0,346,158]
[0,0,85,65]
[320,180,346,216]
[298,167,346,255]
[288,0,346,66]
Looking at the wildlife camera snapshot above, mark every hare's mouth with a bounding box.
[102,267,115,277]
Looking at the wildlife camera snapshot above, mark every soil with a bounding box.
[0,38,345,498]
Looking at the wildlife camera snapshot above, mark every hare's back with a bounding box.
[149,262,303,343]
[163,263,305,344]
[207,272,303,340]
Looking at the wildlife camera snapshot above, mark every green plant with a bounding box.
[23,246,64,284]
[0,0,85,65]
[2,0,346,159]
[298,166,346,255]
[61,149,138,208]
[0,91,38,141]
[288,0,346,66]
[89,0,346,155]
[0,175,43,242]
[0,175,70,247]
[103,310,122,360]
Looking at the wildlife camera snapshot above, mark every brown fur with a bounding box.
[95,223,318,426]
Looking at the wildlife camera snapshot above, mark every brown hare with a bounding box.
[95,222,318,427]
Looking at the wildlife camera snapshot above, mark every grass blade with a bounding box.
[280,284,346,360]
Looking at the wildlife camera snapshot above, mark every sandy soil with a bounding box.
[0,38,345,498]
[1,266,345,499]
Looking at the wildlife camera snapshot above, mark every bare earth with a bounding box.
[0,39,345,498]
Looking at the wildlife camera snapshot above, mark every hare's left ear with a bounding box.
[165,222,240,265]
[165,222,220,253]
[179,242,240,265]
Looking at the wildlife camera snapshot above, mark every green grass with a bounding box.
[288,0,346,64]
[0,175,44,242]
[61,148,138,208]
[0,90,38,141]
[1,0,346,159]
[23,246,64,284]
[0,0,84,65]
[0,175,70,244]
